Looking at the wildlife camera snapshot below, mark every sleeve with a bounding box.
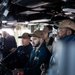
[12,36,17,48]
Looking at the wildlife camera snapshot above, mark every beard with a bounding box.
[34,41,40,47]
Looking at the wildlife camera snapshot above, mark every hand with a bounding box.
[10,48,16,52]
[40,63,46,75]
[12,68,24,75]
[17,72,24,75]
[40,63,45,72]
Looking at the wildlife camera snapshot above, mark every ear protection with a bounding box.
[52,27,58,35]
[49,32,53,37]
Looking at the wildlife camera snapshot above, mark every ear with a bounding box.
[40,38,42,41]
[67,30,72,35]
[40,38,43,43]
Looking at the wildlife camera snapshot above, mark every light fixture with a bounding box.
[62,8,75,13]
[39,23,49,26]
[7,22,14,25]
[2,20,7,23]
[3,9,9,17]
[30,19,51,23]
[32,7,45,11]
[70,17,74,19]
[20,11,39,15]
[28,23,37,26]
[65,12,72,15]
[26,2,49,8]
[62,0,67,2]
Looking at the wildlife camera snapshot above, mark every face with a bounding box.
[3,32,8,38]
[0,34,2,38]
[43,32,48,40]
[22,38,30,46]
[57,27,69,38]
[31,37,40,47]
